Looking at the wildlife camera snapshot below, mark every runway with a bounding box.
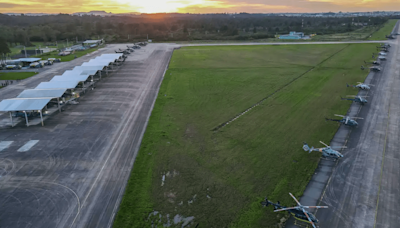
[0,43,177,227]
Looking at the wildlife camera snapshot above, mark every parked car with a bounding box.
[6,65,21,70]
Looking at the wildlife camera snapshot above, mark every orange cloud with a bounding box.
[0,0,399,14]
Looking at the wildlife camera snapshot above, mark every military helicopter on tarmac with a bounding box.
[261,193,328,228]
[326,114,363,127]
[386,34,396,39]
[377,47,389,52]
[341,95,368,105]
[378,56,386,61]
[370,65,382,71]
[347,82,374,90]
[364,60,380,66]
[303,141,345,159]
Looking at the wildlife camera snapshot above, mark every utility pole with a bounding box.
[76,36,78,43]
[24,46,27,58]
[67,38,69,47]
[56,41,58,47]
[128,34,130,40]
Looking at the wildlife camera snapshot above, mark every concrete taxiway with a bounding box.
[0,43,177,228]
[285,22,400,228]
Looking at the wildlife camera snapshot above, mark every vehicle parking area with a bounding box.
[0,43,177,228]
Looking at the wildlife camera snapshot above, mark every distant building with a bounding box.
[82,40,104,47]
[279,31,310,40]
[72,11,113,17]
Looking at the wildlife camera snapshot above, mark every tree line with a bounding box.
[0,13,391,51]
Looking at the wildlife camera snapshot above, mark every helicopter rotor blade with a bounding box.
[274,207,298,212]
[334,114,345,118]
[346,95,356,97]
[289,193,301,206]
[302,206,329,209]
[302,209,317,228]
[345,117,349,125]
[352,117,364,120]
[319,141,329,147]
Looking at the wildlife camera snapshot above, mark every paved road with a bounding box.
[0,43,177,228]
[182,40,391,47]
[293,23,400,228]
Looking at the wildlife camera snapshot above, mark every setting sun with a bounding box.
[118,0,218,13]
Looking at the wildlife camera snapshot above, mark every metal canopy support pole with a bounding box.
[39,110,44,126]
[9,112,13,127]
[57,98,61,112]
[24,111,29,127]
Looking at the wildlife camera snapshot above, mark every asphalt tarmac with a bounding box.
[285,23,400,228]
[0,43,177,228]
[0,38,397,228]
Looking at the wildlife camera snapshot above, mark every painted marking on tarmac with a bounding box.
[0,141,13,151]
[17,140,39,152]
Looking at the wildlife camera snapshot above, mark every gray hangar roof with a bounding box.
[0,98,52,112]
[17,89,67,98]
[51,75,90,82]
[36,81,81,89]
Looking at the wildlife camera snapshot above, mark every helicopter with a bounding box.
[364,60,380,66]
[261,193,328,228]
[303,141,345,159]
[377,47,389,52]
[377,56,386,61]
[370,65,382,71]
[326,114,363,127]
[341,95,368,105]
[386,34,396,39]
[347,82,374,90]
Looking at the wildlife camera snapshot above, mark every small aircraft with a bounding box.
[381,43,391,48]
[326,114,363,127]
[364,60,380,66]
[377,56,386,61]
[341,95,368,105]
[379,52,387,56]
[347,82,374,90]
[303,141,344,159]
[261,193,328,228]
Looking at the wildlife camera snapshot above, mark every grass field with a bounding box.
[311,26,380,41]
[0,72,38,80]
[114,43,377,228]
[368,19,398,40]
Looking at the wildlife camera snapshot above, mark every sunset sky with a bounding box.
[0,0,399,14]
